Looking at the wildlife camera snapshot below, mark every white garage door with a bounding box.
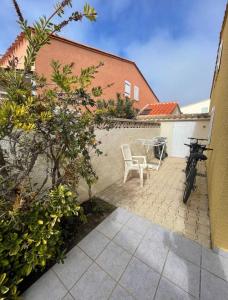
[171,122,198,158]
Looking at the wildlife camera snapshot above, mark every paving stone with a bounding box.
[201,269,228,300]
[198,224,210,236]
[70,263,116,300]
[52,246,92,290]
[113,225,143,254]
[184,223,197,236]
[196,235,210,248]
[202,247,228,281]
[120,256,160,300]
[108,207,133,224]
[169,232,201,266]
[143,222,171,244]
[77,229,110,259]
[135,238,169,273]
[62,293,74,300]
[109,284,134,300]
[23,269,67,300]
[95,218,123,239]
[155,277,195,300]
[125,214,151,235]
[96,241,132,280]
[163,252,200,298]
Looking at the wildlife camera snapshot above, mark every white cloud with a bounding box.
[126,31,217,104]
[125,0,226,105]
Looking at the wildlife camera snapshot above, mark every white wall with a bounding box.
[78,119,209,200]
[160,120,209,158]
[181,99,211,114]
[78,127,160,200]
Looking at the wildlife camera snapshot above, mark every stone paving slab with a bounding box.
[98,157,211,248]
[24,208,228,300]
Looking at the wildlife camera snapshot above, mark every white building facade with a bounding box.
[181,99,211,114]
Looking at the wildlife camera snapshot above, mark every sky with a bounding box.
[0,0,227,105]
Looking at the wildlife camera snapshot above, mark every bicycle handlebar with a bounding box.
[184,143,213,151]
[188,137,208,141]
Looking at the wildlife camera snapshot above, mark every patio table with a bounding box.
[136,137,167,171]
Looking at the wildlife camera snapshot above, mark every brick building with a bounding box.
[0,33,159,109]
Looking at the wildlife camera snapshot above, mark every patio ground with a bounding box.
[98,157,211,248]
[24,207,228,300]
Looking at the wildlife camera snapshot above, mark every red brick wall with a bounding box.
[35,37,158,109]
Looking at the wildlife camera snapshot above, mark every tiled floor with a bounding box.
[98,157,211,248]
[24,208,228,300]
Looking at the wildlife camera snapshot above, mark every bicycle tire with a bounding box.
[183,167,196,204]
[185,157,192,175]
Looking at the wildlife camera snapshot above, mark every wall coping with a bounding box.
[104,118,160,128]
[137,113,211,122]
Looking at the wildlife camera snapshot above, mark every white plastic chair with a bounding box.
[121,144,147,187]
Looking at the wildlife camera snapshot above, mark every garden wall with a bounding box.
[78,118,210,201]
[78,126,160,201]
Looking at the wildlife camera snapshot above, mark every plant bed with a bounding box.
[18,197,116,295]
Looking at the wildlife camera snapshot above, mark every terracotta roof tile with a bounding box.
[140,102,179,116]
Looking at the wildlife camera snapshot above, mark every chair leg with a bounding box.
[123,169,129,183]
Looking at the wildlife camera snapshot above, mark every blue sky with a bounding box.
[0,0,227,105]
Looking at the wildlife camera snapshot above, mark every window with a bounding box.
[134,85,139,101]
[124,81,131,97]
[216,40,223,71]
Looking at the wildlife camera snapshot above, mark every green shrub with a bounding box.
[0,185,81,299]
[0,1,107,298]
[97,93,137,119]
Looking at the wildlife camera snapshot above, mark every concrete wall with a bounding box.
[207,7,228,252]
[78,126,160,200]
[78,119,209,201]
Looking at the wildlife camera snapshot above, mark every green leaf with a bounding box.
[0,273,6,285]
[11,285,17,295]
[83,3,97,21]
[0,286,9,295]
[9,244,20,256]
[24,264,33,276]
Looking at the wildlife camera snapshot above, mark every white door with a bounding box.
[171,122,197,158]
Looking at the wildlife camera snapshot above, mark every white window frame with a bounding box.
[216,40,223,72]
[207,106,215,144]
[134,85,139,101]
[124,80,131,97]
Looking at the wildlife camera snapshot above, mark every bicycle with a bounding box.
[185,138,208,177]
[183,139,212,204]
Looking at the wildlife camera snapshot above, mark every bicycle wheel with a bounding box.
[183,167,196,204]
[185,156,192,175]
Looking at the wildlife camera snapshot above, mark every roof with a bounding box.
[139,102,180,116]
[0,31,159,102]
[137,113,211,122]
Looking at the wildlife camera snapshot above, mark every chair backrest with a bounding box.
[121,144,132,166]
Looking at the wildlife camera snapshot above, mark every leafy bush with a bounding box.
[0,0,108,298]
[0,185,81,299]
[97,93,137,119]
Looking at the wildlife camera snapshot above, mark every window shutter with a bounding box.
[124,81,131,97]
[134,85,139,101]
